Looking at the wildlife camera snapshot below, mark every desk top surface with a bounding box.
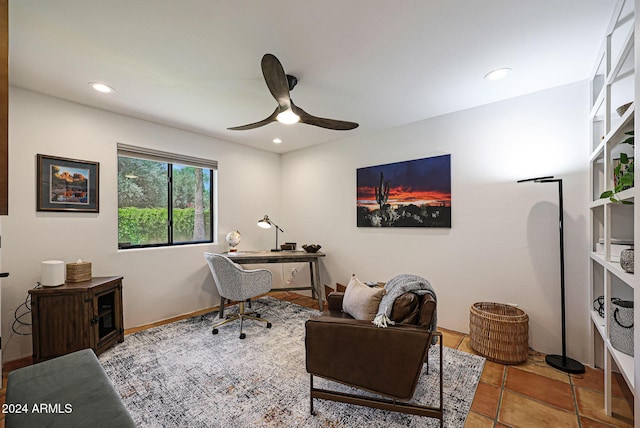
[224,250,325,262]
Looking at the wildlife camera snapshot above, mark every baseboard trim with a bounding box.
[125,305,220,335]
[3,355,33,372]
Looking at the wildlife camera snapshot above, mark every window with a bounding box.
[117,144,216,249]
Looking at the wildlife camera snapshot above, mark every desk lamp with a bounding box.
[517,175,585,374]
[257,215,284,252]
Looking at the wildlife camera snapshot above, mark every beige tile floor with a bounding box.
[0,291,634,428]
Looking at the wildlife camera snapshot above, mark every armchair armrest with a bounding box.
[326,292,345,311]
[305,316,433,400]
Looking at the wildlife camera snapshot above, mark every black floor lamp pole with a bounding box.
[517,176,585,374]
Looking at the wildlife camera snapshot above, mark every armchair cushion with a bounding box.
[342,275,385,321]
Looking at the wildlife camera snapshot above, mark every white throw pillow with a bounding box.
[342,275,385,321]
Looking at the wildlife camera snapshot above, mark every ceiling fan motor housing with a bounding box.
[286,74,297,91]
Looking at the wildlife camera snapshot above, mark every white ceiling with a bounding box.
[9,1,614,154]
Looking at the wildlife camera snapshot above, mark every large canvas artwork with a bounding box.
[357,154,451,227]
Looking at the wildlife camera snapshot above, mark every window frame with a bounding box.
[117,144,217,250]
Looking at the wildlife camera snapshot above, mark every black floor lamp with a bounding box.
[517,176,585,374]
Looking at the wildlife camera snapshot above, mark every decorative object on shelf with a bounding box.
[37,154,99,212]
[616,102,633,117]
[225,230,241,252]
[620,248,634,273]
[595,238,633,261]
[610,299,634,356]
[469,302,529,364]
[517,175,585,374]
[593,296,621,318]
[280,242,296,251]
[356,155,451,228]
[302,244,321,253]
[600,131,634,204]
[41,260,65,287]
[594,296,605,317]
[257,215,284,252]
[66,259,92,283]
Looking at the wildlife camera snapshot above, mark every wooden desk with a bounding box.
[225,251,325,310]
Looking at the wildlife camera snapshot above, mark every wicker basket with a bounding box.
[469,302,529,364]
[66,261,92,283]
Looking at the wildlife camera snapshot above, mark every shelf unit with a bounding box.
[588,0,637,416]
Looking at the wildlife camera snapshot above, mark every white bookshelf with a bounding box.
[588,0,637,416]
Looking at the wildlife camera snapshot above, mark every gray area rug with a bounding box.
[99,297,485,427]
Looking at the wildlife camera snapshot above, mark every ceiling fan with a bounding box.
[228,54,359,131]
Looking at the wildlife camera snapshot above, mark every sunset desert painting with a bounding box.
[356,154,451,227]
[49,164,90,204]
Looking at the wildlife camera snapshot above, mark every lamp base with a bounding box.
[270,249,281,252]
[545,354,585,374]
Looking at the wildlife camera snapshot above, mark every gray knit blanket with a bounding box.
[373,274,437,336]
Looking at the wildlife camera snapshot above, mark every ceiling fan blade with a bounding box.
[291,101,359,130]
[261,54,291,110]
[227,107,278,130]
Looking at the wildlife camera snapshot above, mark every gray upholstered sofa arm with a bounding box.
[5,349,135,428]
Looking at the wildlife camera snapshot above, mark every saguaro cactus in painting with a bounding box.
[375,172,390,211]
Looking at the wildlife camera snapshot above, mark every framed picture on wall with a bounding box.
[37,154,99,212]
[356,154,451,227]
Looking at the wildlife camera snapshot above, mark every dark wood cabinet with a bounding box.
[29,276,124,362]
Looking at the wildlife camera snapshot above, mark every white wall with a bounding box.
[280,81,590,361]
[3,82,591,363]
[3,87,282,361]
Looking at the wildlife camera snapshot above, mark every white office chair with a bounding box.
[204,252,272,339]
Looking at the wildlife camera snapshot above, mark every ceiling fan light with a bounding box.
[276,109,300,125]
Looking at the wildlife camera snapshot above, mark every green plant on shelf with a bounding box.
[600,131,634,204]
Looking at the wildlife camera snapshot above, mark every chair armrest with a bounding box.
[305,316,432,400]
[326,292,345,311]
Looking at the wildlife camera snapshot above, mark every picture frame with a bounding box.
[356,154,451,227]
[37,154,99,212]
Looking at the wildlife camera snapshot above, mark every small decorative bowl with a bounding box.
[302,244,321,253]
[616,102,633,117]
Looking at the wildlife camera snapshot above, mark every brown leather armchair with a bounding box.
[305,290,442,426]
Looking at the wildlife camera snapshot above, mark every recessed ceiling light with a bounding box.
[484,68,512,81]
[273,138,282,144]
[89,82,115,93]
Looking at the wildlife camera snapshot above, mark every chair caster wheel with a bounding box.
[256,314,261,318]
[266,322,272,328]
[240,333,246,339]
[212,329,218,335]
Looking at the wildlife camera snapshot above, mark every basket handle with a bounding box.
[614,308,634,329]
